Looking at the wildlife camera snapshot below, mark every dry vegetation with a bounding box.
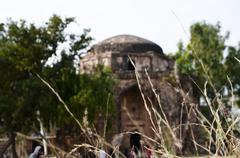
[33,57,240,158]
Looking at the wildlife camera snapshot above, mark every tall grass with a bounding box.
[35,56,240,158]
[127,56,240,157]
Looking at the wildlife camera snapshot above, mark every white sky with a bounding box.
[0,0,239,53]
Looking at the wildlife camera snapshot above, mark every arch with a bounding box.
[119,83,138,97]
[130,132,141,153]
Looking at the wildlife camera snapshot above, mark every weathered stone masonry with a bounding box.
[80,34,199,155]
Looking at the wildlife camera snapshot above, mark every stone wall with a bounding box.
[79,35,201,156]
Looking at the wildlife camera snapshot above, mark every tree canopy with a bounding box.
[175,21,240,106]
[0,15,115,141]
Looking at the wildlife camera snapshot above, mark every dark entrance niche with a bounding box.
[128,59,135,70]
[130,132,141,153]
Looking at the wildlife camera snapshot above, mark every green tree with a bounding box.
[175,22,240,154]
[0,15,100,157]
[176,22,229,102]
[68,66,116,124]
[225,44,240,104]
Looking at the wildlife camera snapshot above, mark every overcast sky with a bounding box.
[1,0,239,53]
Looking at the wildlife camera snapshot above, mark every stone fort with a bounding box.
[80,34,198,155]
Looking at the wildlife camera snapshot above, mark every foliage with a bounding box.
[0,15,115,139]
[166,22,240,156]
[225,44,240,98]
[67,66,116,124]
[175,21,235,103]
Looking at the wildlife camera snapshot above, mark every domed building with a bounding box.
[80,34,171,73]
[80,35,199,155]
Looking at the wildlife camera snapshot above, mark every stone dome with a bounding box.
[91,34,163,54]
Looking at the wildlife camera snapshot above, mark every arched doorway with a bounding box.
[130,133,141,153]
[119,85,153,137]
